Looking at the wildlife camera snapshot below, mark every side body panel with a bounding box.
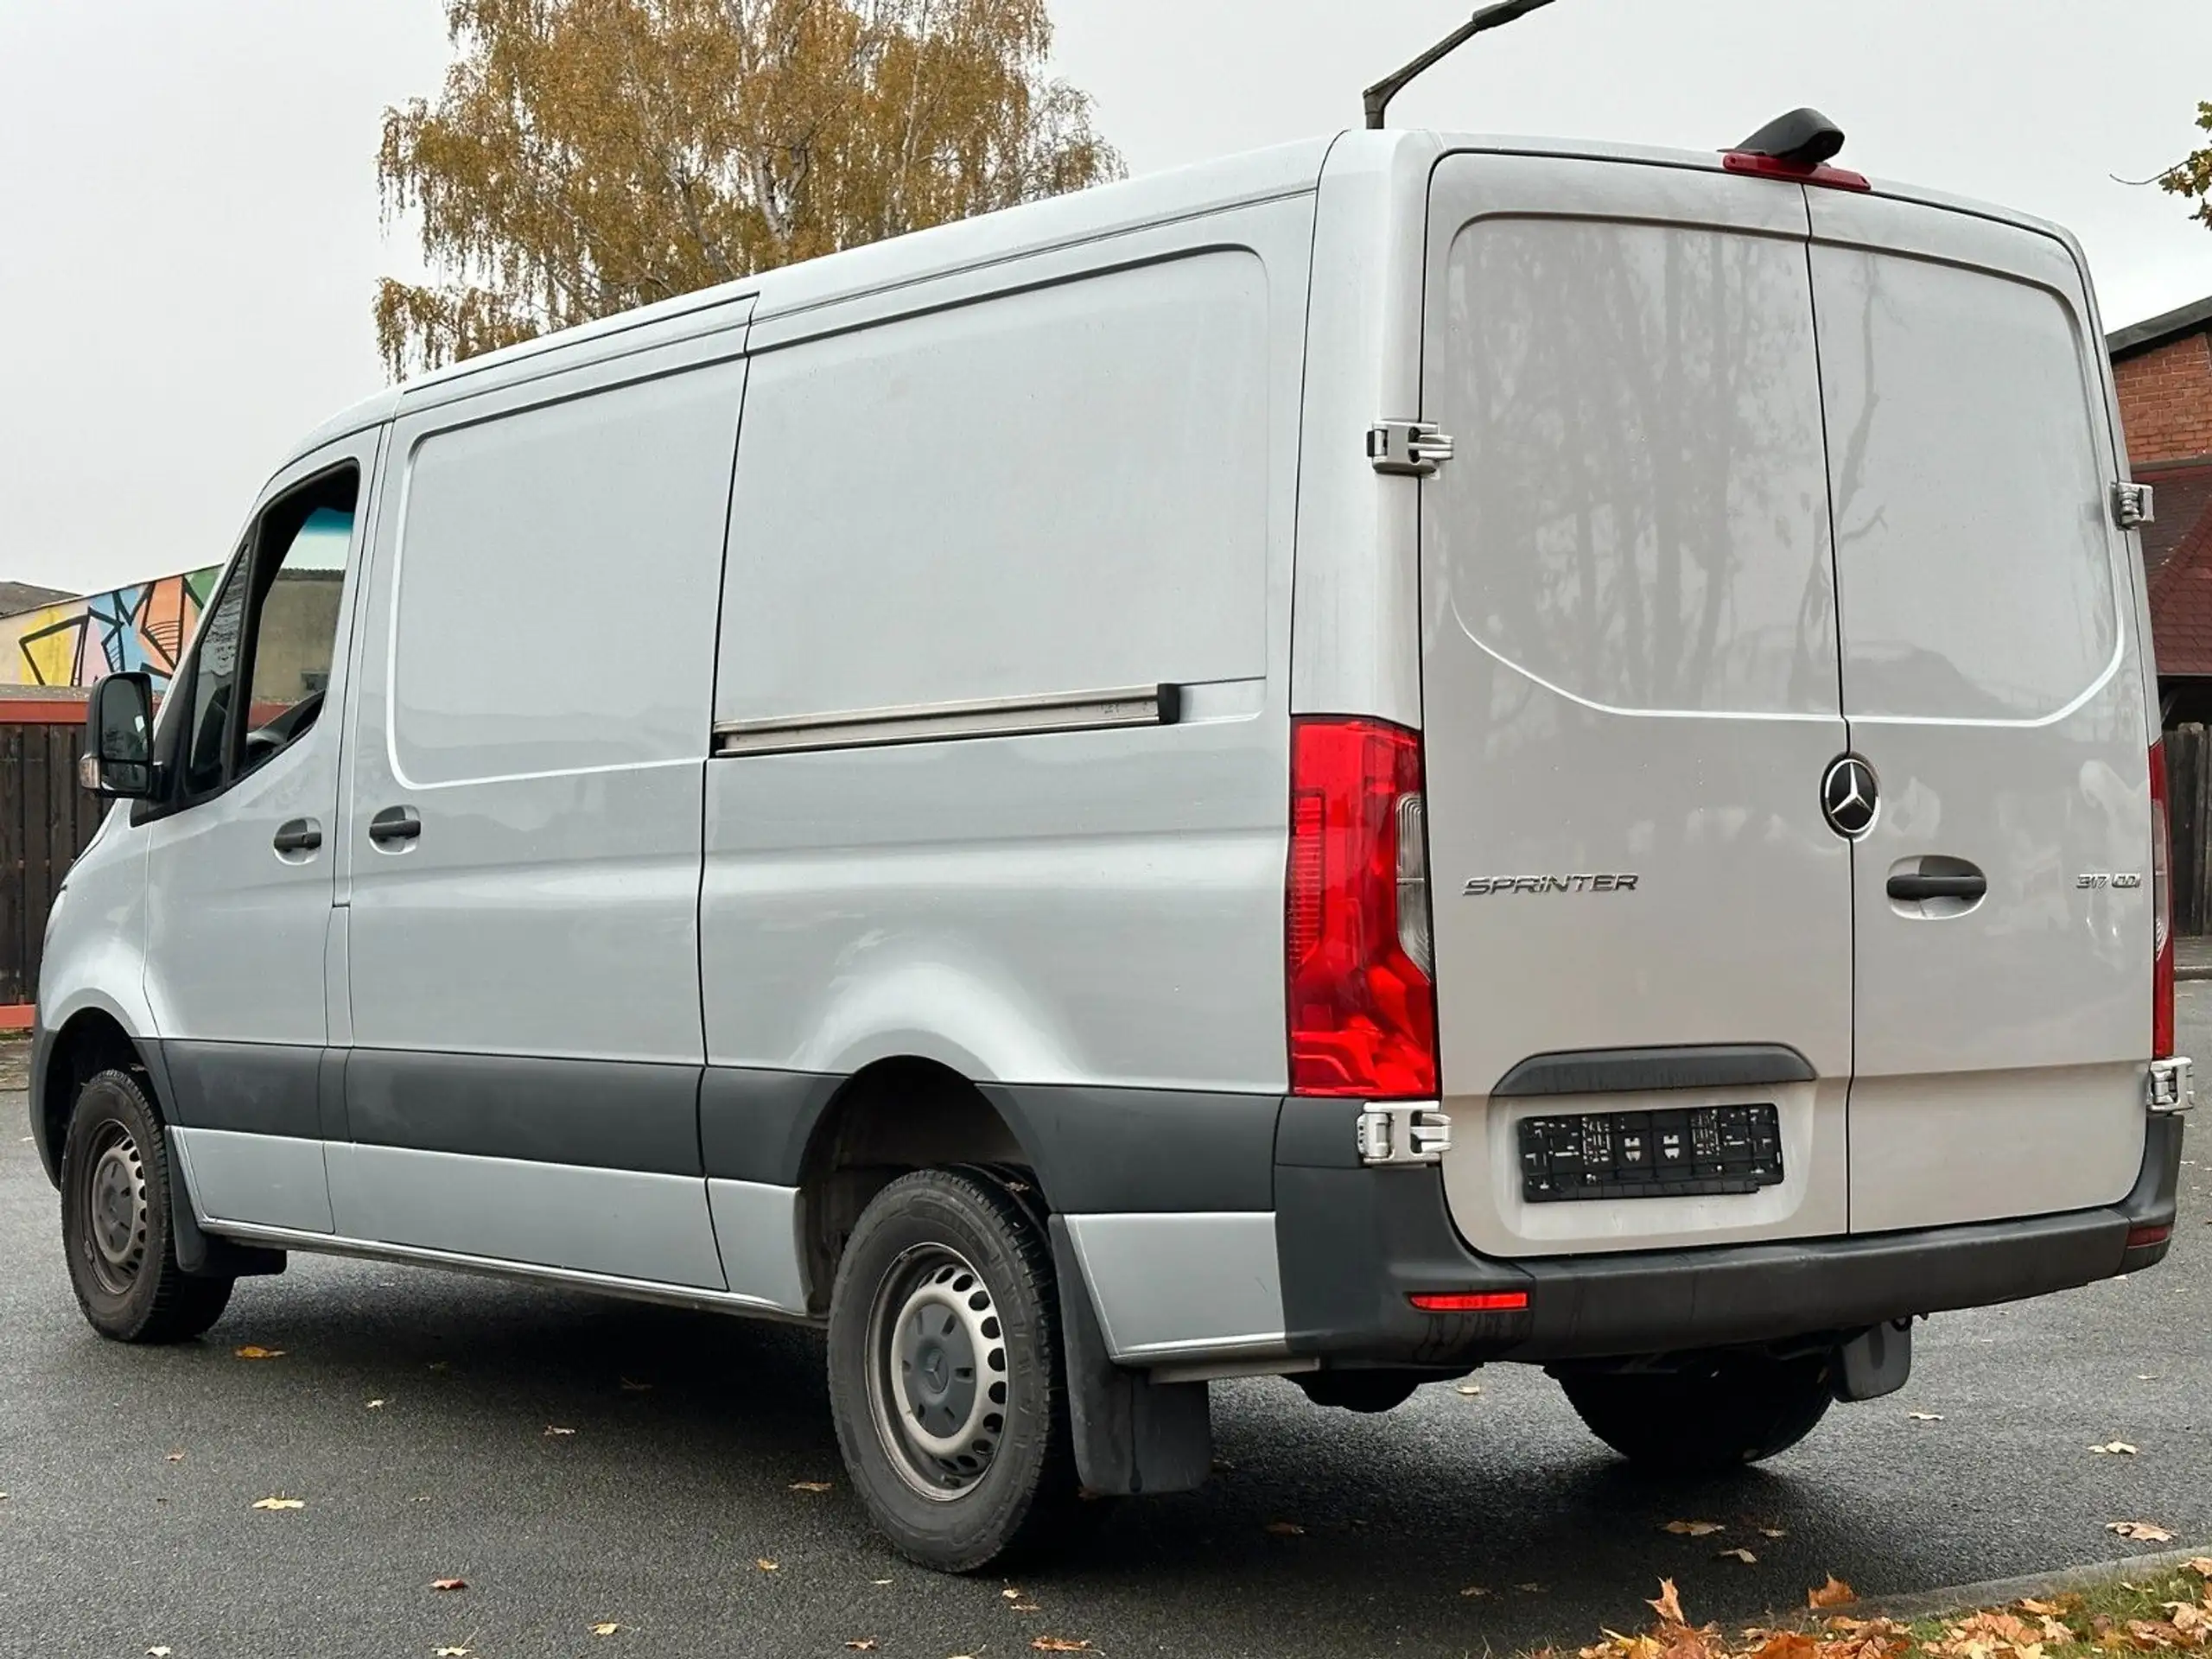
[336,332,753,1288]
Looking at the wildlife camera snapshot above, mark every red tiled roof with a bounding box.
[2148,461,2212,677]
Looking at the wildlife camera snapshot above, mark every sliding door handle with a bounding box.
[272,818,322,855]
[1886,872,1986,903]
[368,805,422,846]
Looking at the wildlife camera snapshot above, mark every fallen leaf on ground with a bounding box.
[429,1361,449,1371]
[543,1426,576,1438]
[757,1559,779,1572]
[871,1579,893,1586]
[1908,1413,1944,1422]
[165,1452,185,1462]
[1461,1586,1493,1599]
[2091,1441,2142,1455]
[431,1578,467,1592]
[234,1345,285,1360]
[791,1481,834,1493]
[148,1649,172,1656]
[2110,1522,2177,1543]
[1649,1581,1688,1626]
[1002,1589,1024,1600]
[366,1399,387,1410]
[1264,1521,1305,1536]
[1665,1520,1726,1537]
[435,1649,471,1657]
[252,1497,304,1511]
[846,1643,878,1651]
[1456,1382,1483,1395]
[1717,1548,1759,1565]
[1032,1642,1091,1654]
[1013,1603,1041,1612]
[1517,1583,1549,1594]
[2020,1599,2069,1617]
[2126,1618,2188,1649]
[590,1624,620,1637]
[1809,1576,1857,1610]
[1759,1529,1789,1540]
[620,1378,653,1391]
[2187,1560,2212,1580]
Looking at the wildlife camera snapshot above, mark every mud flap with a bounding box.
[1048,1217,1211,1496]
[1832,1319,1912,1402]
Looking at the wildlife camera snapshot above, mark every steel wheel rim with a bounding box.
[81,1123,149,1295]
[864,1244,1009,1501]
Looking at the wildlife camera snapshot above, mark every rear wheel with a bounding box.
[60,1069,232,1343]
[826,1167,1082,1572]
[1558,1351,1833,1474]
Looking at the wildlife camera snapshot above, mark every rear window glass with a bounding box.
[1428,216,1840,717]
[1813,250,2115,722]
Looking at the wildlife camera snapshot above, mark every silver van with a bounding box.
[35,120,2191,1572]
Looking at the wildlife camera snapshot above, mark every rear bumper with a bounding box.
[1274,1104,2184,1368]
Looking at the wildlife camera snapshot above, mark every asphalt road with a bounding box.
[2,1007,2206,1659]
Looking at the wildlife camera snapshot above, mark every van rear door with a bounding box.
[1418,155,1854,1259]
[1805,192,2154,1233]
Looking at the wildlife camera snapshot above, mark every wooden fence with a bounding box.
[2167,723,2212,939]
[0,700,103,1013]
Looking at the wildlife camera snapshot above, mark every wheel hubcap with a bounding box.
[866,1247,1008,1500]
[82,1127,149,1294]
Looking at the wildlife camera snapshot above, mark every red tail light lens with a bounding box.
[2152,740,2175,1060]
[1287,717,1439,1098]
[1720,151,1872,191]
[1409,1291,1529,1313]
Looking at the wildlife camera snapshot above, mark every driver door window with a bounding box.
[178,470,357,800]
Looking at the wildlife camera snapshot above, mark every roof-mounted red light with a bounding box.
[1409,1291,1529,1313]
[1722,150,1871,192]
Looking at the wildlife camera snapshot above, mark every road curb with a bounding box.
[1841,1546,2211,1624]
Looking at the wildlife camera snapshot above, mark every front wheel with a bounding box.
[1557,1351,1833,1474]
[826,1167,1082,1572]
[60,1069,232,1343]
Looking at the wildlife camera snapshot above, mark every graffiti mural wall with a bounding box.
[0,566,224,690]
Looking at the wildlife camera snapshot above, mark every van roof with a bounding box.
[279,127,2086,470]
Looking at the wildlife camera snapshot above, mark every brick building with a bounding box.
[2112,295,2212,722]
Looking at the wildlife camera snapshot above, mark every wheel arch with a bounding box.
[33,999,162,1189]
[792,1057,1047,1314]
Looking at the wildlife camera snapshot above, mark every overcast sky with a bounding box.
[3,0,2209,595]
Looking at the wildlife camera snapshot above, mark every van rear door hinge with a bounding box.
[1369,420,1454,478]
[2114,481,2156,531]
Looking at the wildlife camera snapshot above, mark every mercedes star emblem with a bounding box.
[1821,754,1880,841]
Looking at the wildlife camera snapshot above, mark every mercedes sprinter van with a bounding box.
[35,123,2190,1570]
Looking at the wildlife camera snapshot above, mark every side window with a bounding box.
[175,467,359,800]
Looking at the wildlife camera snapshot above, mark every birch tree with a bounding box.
[376,0,1121,378]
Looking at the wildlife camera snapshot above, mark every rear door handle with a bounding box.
[272,818,322,855]
[1887,873,1986,902]
[368,805,422,846]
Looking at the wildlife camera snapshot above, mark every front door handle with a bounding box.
[368,805,422,846]
[1887,872,1986,903]
[272,818,322,855]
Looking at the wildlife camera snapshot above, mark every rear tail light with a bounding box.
[2126,1224,2172,1252]
[1287,717,1440,1098]
[2152,740,2175,1060]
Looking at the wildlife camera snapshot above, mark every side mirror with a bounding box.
[81,672,157,798]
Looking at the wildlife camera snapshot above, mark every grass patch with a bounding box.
[1573,1559,2212,1659]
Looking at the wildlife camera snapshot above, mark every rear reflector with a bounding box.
[1721,150,1872,192]
[1410,1291,1530,1313]
[2126,1224,2172,1251]
[2152,740,2175,1060]
[1287,718,1440,1098]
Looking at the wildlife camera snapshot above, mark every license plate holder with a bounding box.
[1518,1103,1783,1203]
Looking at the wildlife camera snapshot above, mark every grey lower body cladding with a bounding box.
[81,1039,2184,1369]
[1274,1103,2184,1370]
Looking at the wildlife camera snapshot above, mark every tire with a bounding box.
[1559,1351,1833,1475]
[827,1166,1082,1572]
[59,1068,232,1344]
